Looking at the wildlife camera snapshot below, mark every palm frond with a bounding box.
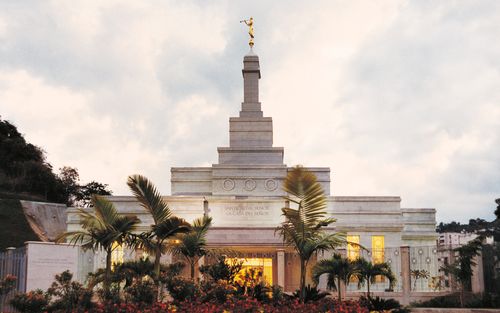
[127,174,171,224]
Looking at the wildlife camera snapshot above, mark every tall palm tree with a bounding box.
[312,253,356,300]
[276,166,346,302]
[168,215,212,280]
[353,258,396,297]
[127,174,191,283]
[56,195,140,293]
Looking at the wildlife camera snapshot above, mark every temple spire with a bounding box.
[240,52,262,118]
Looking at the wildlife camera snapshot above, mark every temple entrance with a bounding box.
[227,257,273,285]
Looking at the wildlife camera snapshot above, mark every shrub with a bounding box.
[46,270,93,312]
[411,293,460,308]
[97,284,122,304]
[0,274,16,295]
[10,289,49,313]
[292,284,329,303]
[199,255,243,283]
[165,276,199,302]
[360,295,409,312]
[200,280,236,304]
[124,279,157,305]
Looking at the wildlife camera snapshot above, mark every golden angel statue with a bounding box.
[240,17,254,47]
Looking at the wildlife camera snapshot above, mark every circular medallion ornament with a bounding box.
[265,179,278,191]
[244,179,257,191]
[222,179,235,191]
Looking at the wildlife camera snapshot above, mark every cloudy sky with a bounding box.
[1,1,499,222]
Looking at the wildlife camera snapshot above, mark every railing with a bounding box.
[0,247,26,312]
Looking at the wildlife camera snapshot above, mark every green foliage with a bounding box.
[234,268,270,302]
[495,198,500,220]
[57,195,140,293]
[164,277,199,302]
[441,237,482,290]
[126,174,191,283]
[352,258,396,296]
[411,293,461,308]
[0,118,112,206]
[96,284,122,304]
[411,269,430,290]
[169,215,212,280]
[292,284,329,303]
[312,254,357,300]
[412,292,500,309]
[46,270,93,312]
[276,166,346,302]
[10,289,49,313]
[199,255,243,284]
[0,274,16,295]
[437,218,492,234]
[360,295,405,312]
[200,280,236,304]
[75,181,112,208]
[124,279,157,305]
[0,199,39,249]
[482,243,500,293]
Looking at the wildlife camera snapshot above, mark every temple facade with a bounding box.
[67,50,438,294]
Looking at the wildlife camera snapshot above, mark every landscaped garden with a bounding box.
[1,167,497,312]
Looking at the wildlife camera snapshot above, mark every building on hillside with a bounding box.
[67,48,440,298]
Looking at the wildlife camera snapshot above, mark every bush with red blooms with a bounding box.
[90,297,368,313]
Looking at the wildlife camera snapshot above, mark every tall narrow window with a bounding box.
[347,235,360,261]
[111,242,124,269]
[371,235,385,264]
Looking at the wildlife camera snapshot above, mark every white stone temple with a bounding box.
[67,49,438,294]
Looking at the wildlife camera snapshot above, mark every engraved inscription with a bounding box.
[223,205,270,217]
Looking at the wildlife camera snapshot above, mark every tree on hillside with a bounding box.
[58,166,80,206]
[0,118,64,202]
[75,181,112,207]
[0,118,112,205]
[495,198,500,220]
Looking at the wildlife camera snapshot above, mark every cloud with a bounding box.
[0,0,499,222]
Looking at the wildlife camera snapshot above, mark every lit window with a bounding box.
[226,258,273,285]
[347,235,360,261]
[371,236,385,264]
[111,242,124,268]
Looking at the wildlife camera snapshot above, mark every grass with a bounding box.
[0,198,39,250]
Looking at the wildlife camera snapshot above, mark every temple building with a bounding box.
[67,49,438,294]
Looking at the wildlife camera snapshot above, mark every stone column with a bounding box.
[277,249,285,288]
[400,246,411,304]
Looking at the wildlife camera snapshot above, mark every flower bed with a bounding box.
[90,298,368,313]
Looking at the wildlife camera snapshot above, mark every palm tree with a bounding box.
[441,237,482,307]
[126,174,191,283]
[56,195,140,293]
[353,258,396,297]
[312,253,356,300]
[168,215,212,280]
[276,166,346,302]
